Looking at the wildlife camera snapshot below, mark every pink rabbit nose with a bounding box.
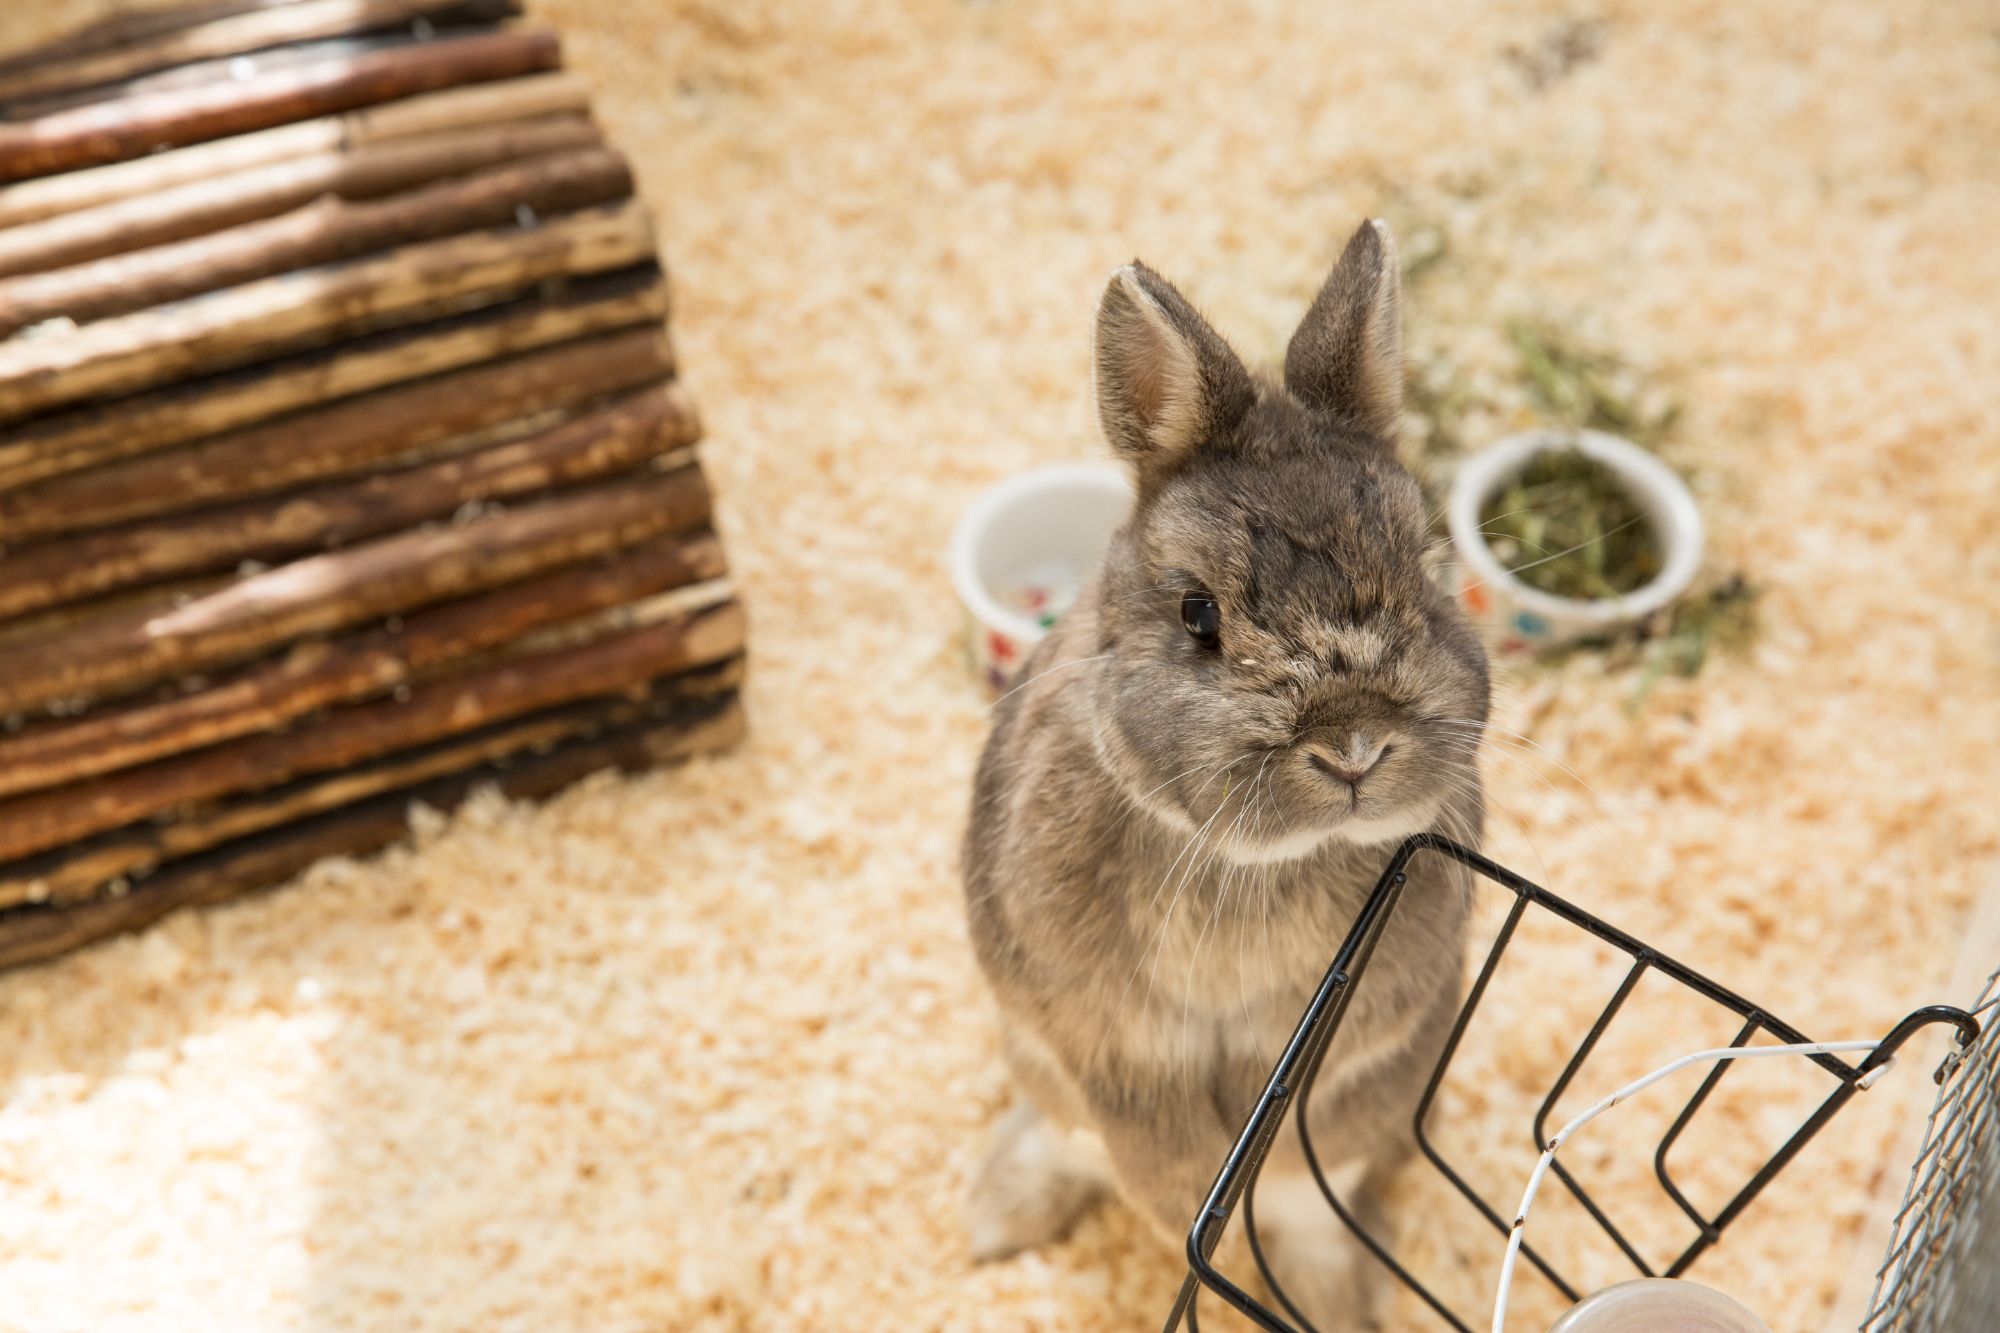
[1306,736,1390,786]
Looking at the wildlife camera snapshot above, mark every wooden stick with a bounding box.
[0,531,728,799]
[0,71,591,226]
[0,146,634,333]
[0,657,744,910]
[0,693,745,974]
[0,468,715,716]
[0,114,599,279]
[7,23,523,117]
[0,2,298,80]
[0,386,698,623]
[0,574,232,656]
[336,66,585,141]
[7,32,483,124]
[0,200,657,426]
[0,594,745,861]
[0,322,672,541]
[0,265,665,493]
[0,28,561,182]
[0,1,521,107]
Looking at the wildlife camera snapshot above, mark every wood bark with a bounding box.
[0,200,657,426]
[0,469,715,716]
[0,265,664,492]
[0,2,298,80]
[7,33,486,124]
[0,28,561,181]
[0,146,634,333]
[0,72,590,226]
[0,531,728,799]
[0,114,599,279]
[0,1,520,107]
[0,323,672,541]
[0,693,745,973]
[0,576,231,655]
[0,387,698,622]
[0,595,745,861]
[0,658,743,910]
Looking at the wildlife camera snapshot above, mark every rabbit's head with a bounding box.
[1085,220,1488,862]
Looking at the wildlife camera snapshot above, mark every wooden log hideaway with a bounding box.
[0,1,745,971]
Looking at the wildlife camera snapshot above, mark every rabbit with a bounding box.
[960,219,1488,1328]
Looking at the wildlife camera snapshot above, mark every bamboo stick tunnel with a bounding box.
[0,2,746,971]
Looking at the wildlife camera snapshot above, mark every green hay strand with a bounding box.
[1477,447,1664,599]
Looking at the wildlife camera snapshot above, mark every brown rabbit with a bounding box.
[961,220,1487,1327]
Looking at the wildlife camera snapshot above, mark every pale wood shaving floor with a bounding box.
[1,3,1997,1330]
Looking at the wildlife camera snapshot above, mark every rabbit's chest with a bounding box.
[1115,864,1346,1012]
[1104,898,1323,1069]
[1097,867,1423,1101]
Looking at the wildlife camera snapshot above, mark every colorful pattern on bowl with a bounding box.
[1457,565,1553,656]
[965,611,1024,694]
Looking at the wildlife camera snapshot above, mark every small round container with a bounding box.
[1545,1278,1770,1333]
[950,462,1132,692]
[1447,428,1703,653]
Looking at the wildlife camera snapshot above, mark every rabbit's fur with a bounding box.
[962,221,1488,1326]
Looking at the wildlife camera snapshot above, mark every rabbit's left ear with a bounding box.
[1285,218,1403,440]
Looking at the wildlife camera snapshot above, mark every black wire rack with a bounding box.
[1162,834,1981,1333]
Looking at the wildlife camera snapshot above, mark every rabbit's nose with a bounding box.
[1305,736,1390,786]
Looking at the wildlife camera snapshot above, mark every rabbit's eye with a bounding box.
[1180,592,1221,648]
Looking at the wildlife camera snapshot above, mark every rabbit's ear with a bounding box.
[1094,261,1254,486]
[1285,219,1403,439]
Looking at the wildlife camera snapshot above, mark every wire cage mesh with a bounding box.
[1162,835,1980,1333]
[1861,965,2000,1333]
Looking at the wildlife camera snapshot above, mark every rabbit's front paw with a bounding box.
[966,1103,1111,1261]
[1251,1164,1381,1331]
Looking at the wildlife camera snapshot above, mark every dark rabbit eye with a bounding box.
[1180,591,1221,648]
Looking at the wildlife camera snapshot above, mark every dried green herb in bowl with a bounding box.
[1477,447,1664,600]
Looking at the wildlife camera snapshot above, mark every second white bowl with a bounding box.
[950,462,1133,691]
[1446,429,1703,651]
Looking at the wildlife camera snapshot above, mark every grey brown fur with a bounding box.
[962,220,1489,1326]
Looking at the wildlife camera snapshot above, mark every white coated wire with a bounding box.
[1490,1039,1888,1333]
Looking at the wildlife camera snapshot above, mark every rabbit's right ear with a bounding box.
[1284,219,1403,440]
[1094,262,1254,488]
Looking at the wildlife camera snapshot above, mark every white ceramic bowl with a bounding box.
[950,462,1132,691]
[1446,428,1703,651]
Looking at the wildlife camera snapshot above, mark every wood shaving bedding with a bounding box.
[1,2,1997,1330]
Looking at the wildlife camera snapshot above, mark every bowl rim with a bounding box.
[950,460,1132,645]
[1446,427,1704,628]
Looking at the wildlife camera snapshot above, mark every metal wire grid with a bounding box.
[1162,834,1980,1333]
[1861,965,2000,1333]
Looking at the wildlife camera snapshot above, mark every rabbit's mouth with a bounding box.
[1215,797,1441,866]
[1325,798,1445,847]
